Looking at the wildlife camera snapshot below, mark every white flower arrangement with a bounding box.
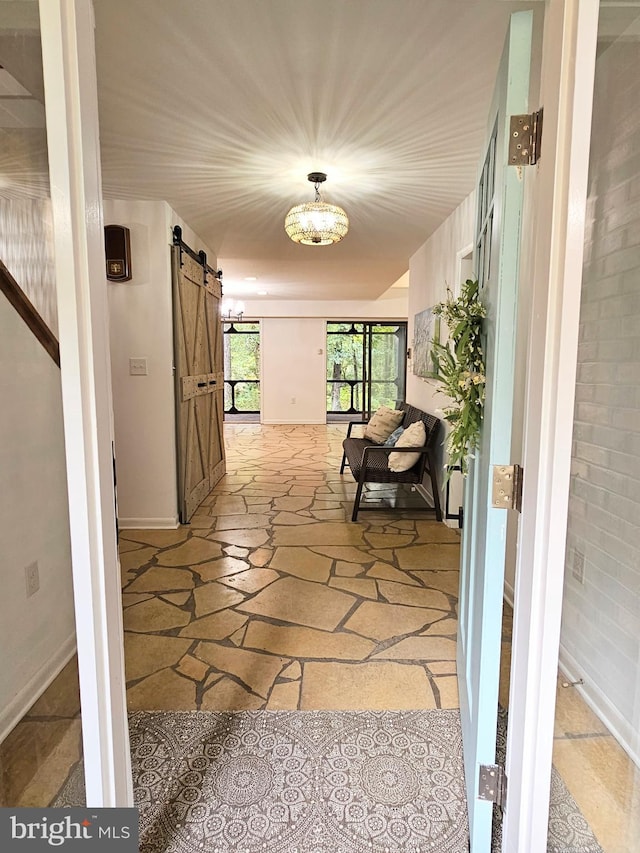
[430,279,486,475]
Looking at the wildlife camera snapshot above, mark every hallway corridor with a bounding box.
[120,424,461,713]
[2,425,631,851]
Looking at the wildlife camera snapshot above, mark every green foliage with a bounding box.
[223,323,260,411]
[430,279,486,475]
[224,325,260,380]
[326,324,403,412]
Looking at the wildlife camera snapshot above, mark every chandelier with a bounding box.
[221,300,245,321]
[284,172,349,245]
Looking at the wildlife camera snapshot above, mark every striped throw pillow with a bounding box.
[363,406,404,444]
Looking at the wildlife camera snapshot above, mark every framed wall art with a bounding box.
[412,307,440,379]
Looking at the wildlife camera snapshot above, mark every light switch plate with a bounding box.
[129,357,148,375]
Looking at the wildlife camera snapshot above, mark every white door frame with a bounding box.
[39,0,133,806]
[503,1,599,849]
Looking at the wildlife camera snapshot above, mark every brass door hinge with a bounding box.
[509,109,543,166]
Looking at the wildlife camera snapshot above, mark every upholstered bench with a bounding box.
[340,403,443,522]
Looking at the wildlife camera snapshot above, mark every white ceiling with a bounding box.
[5,2,638,304]
[1,1,545,302]
[93,0,545,301]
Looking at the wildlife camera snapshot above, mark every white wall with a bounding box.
[560,37,640,761]
[0,294,75,742]
[406,193,476,518]
[240,290,408,320]
[105,199,178,527]
[407,194,475,417]
[105,199,215,528]
[0,198,58,336]
[260,318,328,424]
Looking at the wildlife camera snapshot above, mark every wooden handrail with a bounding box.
[0,259,60,367]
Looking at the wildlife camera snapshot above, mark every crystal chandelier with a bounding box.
[284,172,349,245]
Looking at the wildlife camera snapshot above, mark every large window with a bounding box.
[326,322,407,419]
[223,322,260,417]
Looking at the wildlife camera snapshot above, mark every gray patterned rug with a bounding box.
[54,708,603,852]
[55,710,469,852]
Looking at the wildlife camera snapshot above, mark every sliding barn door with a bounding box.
[172,247,225,523]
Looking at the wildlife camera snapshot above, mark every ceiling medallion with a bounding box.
[284,172,349,246]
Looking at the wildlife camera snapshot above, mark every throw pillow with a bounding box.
[363,406,404,444]
[388,420,427,472]
[383,426,405,447]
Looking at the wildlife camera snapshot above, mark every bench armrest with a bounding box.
[345,420,368,438]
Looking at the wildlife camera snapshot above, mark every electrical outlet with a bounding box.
[25,561,40,598]
[129,357,148,375]
[573,549,585,584]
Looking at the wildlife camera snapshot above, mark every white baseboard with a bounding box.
[0,634,77,745]
[260,419,327,425]
[415,483,439,506]
[414,484,430,503]
[118,517,179,529]
[559,646,640,769]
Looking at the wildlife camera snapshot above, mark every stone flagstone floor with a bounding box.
[3,425,638,851]
[120,423,462,713]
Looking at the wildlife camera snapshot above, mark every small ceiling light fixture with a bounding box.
[284,172,349,246]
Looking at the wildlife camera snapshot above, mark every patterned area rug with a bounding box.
[56,710,469,852]
[54,708,603,852]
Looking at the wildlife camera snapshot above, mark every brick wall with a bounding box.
[561,39,640,749]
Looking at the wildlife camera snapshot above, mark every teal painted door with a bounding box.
[457,11,533,851]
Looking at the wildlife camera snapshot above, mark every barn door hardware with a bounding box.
[172,225,222,281]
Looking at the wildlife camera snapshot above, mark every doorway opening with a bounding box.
[223,321,261,422]
[325,321,407,422]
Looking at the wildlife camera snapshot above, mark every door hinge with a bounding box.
[509,109,543,166]
[492,464,523,512]
[479,763,507,809]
